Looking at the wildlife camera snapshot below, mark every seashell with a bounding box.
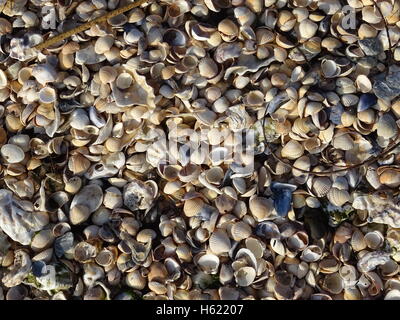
[0,190,48,245]
[32,64,57,85]
[300,245,323,262]
[286,231,309,251]
[281,140,304,160]
[94,35,114,55]
[126,270,146,290]
[123,179,157,211]
[197,254,220,274]
[357,93,377,112]
[70,184,103,225]
[298,19,318,39]
[270,182,296,217]
[31,230,54,252]
[385,290,400,300]
[95,248,115,267]
[74,241,97,263]
[270,238,285,256]
[357,251,391,273]
[255,221,280,239]
[1,144,25,163]
[356,75,372,93]
[6,285,28,300]
[219,287,239,300]
[321,59,340,78]
[209,229,231,255]
[287,261,309,279]
[322,273,344,295]
[351,229,367,252]
[68,154,91,175]
[115,73,133,90]
[103,187,122,210]
[327,188,350,207]
[230,221,252,241]
[379,259,399,278]
[234,266,256,287]
[376,113,397,139]
[364,231,384,250]
[38,87,56,103]
[292,156,310,184]
[184,198,205,217]
[249,196,274,221]
[312,177,332,197]
[198,58,218,79]
[378,168,400,188]
[137,229,157,243]
[99,66,118,84]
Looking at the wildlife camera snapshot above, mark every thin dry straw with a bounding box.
[33,0,149,51]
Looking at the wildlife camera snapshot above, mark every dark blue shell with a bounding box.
[270,182,296,217]
[54,231,74,258]
[357,93,377,112]
[32,261,47,277]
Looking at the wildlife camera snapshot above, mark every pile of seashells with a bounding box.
[0,0,400,300]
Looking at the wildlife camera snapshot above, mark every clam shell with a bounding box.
[300,245,323,262]
[332,132,354,150]
[209,229,231,255]
[249,196,274,221]
[322,273,344,295]
[38,87,56,103]
[281,140,304,160]
[126,270,146,290]
[312,177,332,197]
[230,221,252,241]
[376,113,398,139]
[351,229,367,252]
[71,184,103,214]
[270,238,285,256]
[234,266,256,287]
[364,231,384,250]
[327,188,350,207]
[183,198,205,217]
[385,290,400,300]
[0,144,25,163]
[198,253,220,273]
[298,19,318,39]
[321,59,340,78]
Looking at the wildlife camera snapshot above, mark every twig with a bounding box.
[33,0,149,51]
[371,0,393,62]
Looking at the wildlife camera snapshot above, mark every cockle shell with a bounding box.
[230,221,252,241]
[249,196,275,221]
[327,188,350,207]
[281,140,304,160]
[209,229,231,255]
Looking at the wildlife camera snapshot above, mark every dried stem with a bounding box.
[33,0,149,51]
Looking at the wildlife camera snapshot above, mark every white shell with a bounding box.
[234,266,256,287]
[209,229,231,255]
[0,144,25,163]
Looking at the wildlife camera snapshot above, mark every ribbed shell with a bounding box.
[230,221,252,241]
[209,229,231,255]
